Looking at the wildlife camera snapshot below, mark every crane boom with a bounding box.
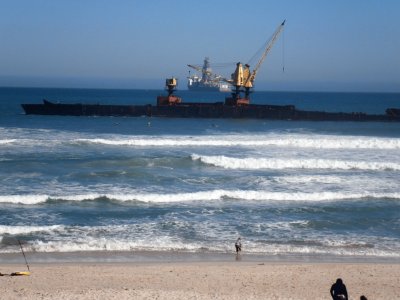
[187,64,217,80]
[187,64,206,74]
[188,58,219,82]
[244,20,286,87]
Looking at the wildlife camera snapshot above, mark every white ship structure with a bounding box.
[187,57,231,92]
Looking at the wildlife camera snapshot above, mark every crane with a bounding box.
[228,20,286,104]
[187,57,221,83]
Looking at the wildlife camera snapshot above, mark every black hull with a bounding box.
[21,100,400,122]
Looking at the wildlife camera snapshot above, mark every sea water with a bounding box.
[0,87,400,259]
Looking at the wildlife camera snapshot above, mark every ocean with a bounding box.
[1,87,400,260]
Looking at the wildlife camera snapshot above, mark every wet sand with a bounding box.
[1,260,399,299]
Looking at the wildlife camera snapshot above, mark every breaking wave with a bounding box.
[1,224,399,257]
[0,139,16,145]
[191,154,400,171]
[74,134,400,150]
[0,225,63,235]
[1,190,400,205]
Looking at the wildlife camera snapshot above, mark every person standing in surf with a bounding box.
[235,237,242,253]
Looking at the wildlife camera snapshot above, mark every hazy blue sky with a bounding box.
[1,0,399,91]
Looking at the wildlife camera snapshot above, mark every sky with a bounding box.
[0,0,399,92]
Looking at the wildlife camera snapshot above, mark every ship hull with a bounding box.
[187,82,231,92]
[21,100,400,122]
[188,85,220,92]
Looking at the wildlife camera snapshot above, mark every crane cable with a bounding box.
[282,25,285,73]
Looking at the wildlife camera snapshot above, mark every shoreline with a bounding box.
[2,250,400,264]
[1,261,399,299]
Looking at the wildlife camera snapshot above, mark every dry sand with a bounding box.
[1,261,399,299]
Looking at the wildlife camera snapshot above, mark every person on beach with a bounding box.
[235,237,242,253]
[330,278,348,300]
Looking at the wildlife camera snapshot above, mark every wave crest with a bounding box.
[191,154,400,171]
[0,139,16,145]
[1,190,400,205]
[74,134,400,150]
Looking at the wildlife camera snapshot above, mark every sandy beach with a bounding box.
[1,260,399,300]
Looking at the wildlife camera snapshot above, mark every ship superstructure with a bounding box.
[187,57,231,92]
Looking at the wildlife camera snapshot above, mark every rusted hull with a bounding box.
[21,100,400,122]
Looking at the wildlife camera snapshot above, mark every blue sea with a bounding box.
[1,87,400,260]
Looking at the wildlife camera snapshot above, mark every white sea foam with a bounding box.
[242,243,400,258]
[0,139,16,145]
[1,232,398,257]
[74,134,400,150]
[1,223,399,257]
[1,190,400,205]
[4,132,400,151]
[0,195,49,205]
[0,224,200,253]
[0,225,63,235]
[273,175,344,184]
[191,154,400,171]
[27,237,200,253]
